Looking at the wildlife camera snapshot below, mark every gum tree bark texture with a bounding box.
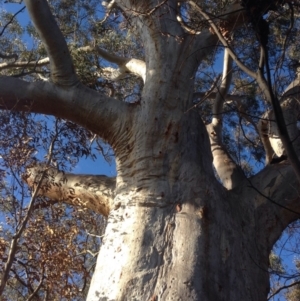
[1,0,300,300]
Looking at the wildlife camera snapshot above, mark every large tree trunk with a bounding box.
[86,76,271,300]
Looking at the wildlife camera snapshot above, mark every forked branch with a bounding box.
[196,1,300,181]
[206,49,244,189]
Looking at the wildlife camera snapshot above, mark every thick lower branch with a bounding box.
[0,77,132,145]
[24,166,116,216]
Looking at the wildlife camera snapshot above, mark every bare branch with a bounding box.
[268,280,300,300]
[0,58,49,71]
[100,0,116,24]
[212,48,233,125]
[189,1,257,79]
[24,165,116,216]
[194,0,300,181]
[257,110,275,164]
[80,46,146,82]
[0,6,25,37]
[206,49,244,189]
[256,35,300,181]
[115,0,168,17]
[193,91,243,102]
[0,77,132,144]
[176,2,201,35]
[189,75,221,113]
[193,90,259,132]
[24,0,78,85]
[233,100,258,133]
[26,271,44,301]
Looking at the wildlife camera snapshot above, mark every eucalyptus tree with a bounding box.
[1,0,300,300]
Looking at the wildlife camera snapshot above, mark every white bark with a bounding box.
[0,58,49,71]
[0,77,131,145]
[80,46,146,82]
[24,0,78,85]
[258,97,300,164]
[100,0,116,23]
[282,73,300,100]
[24,166,115,216]
[206,49,243,189]
[258,110,276,164]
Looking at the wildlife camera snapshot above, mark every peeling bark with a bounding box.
[24,166,115,216]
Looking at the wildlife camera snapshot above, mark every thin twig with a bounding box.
[0,6,25,36]
[189,1,257,78]
[268,280,300,300]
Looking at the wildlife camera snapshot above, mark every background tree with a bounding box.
[1,0,300,300]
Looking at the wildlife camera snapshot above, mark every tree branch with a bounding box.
[189,1,256,79]
[0,52,18,60]
[99,0,116,24]
[0,6,25,37]
[242,163,300,252]
[195,0,300,182]
[26,271,44,301]
[206,49,244,189]
[256,41,300,182]
[80,46,146,82]
[257,110,275,164]
[212,48,233,125]
[0,58,49,71]
[24,165,116,217]
[281,73,300,100]
[24,0,78,85]
[193,91,244,102]
[268,280,300,300]
[0,77,132,144]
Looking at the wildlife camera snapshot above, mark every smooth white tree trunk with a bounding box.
[86,79,297,300]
